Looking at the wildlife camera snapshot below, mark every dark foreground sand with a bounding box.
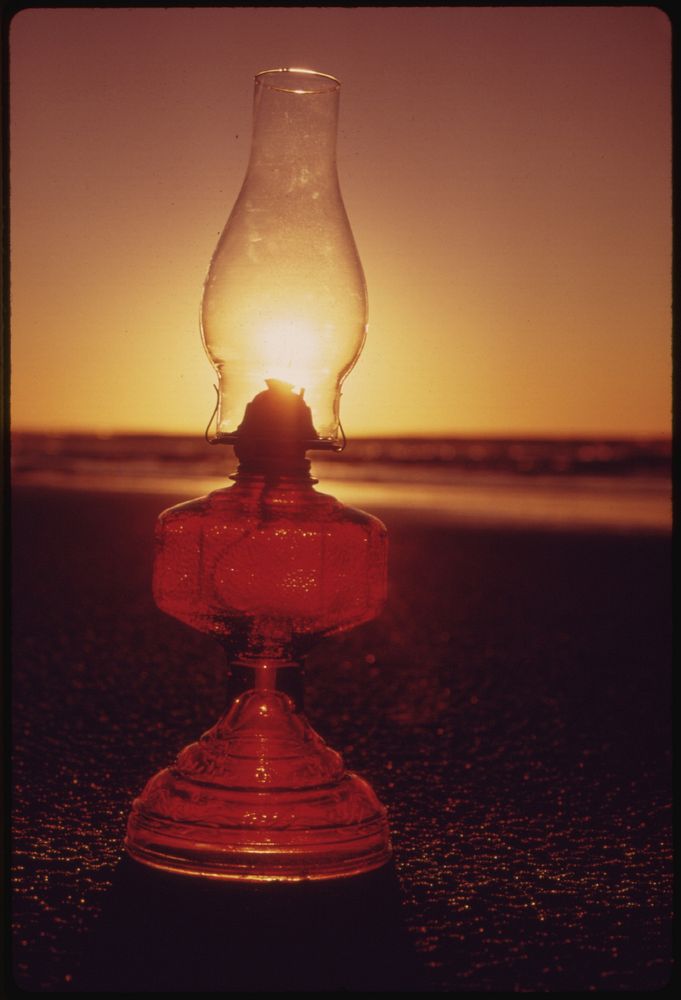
[11,486,671,992]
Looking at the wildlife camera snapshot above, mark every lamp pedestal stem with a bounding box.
[126,654,391,881]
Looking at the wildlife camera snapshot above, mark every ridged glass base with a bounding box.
[125,688,391,881]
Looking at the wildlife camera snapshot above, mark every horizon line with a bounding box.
[10,427,672,443]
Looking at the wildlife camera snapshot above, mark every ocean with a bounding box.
[11,432,671,534]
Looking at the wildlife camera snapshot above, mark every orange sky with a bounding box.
[10,7,671,438]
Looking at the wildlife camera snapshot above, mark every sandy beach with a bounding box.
[11,484,671,991]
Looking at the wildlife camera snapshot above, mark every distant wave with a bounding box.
[11,432,671,534]
[11,431,671,478]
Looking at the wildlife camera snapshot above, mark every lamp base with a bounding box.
[125,685,391,881]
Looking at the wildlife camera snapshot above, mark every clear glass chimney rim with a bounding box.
[255,68,341,96]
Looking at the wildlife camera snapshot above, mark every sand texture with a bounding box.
[11,486,671,991]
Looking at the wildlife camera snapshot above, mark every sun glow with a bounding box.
[252,317,330,394]
[9,8,671,439]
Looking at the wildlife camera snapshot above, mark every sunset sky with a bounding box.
[10,6,671,438]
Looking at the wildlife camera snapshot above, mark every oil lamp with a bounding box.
[125,68,391,880]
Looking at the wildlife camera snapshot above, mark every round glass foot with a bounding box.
[125,689,391,881]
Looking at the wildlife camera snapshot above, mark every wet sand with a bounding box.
[11,485,672,991]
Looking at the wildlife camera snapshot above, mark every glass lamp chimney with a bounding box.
[201,68,368,449]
